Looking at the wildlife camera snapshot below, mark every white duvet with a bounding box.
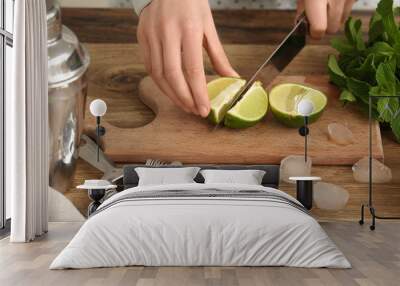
[50,183,351,269]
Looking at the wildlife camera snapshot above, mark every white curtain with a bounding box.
[7,0,49,242]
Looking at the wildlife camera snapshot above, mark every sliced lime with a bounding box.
[269,83,327,128]
[207,77,246,124]
[224,81,268,129]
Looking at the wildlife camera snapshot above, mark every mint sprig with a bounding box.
[328,0,400,142]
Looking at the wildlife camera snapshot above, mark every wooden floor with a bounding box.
[0,222,399,286]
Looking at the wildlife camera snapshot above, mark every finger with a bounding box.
[182,30,210,117]
[137,31,152,73]
[163,31,197,114]
[204,19,239,78]
[296,0,305,21]
[137,10,152,73]
[305,0,328,39]
[149,33,190,113]
[341,0,356,24]
[327,0,345,34]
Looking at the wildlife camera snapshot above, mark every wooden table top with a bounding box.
[61,8,371,45]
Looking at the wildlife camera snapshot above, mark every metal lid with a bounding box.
[46,0,55,11]
[47,4,90,88]
[47,3,62,43]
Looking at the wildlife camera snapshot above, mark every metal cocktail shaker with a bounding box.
[47,0,90,194]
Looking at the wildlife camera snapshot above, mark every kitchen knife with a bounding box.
[214,13,307,129]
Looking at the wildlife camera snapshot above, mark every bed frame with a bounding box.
[81,136,281,215]
[122,165,280,189]
[90,165,280,215]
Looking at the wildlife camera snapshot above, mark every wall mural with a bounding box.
[59,0,378,10]
[50,0,400,224]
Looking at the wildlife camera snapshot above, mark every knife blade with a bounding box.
[213,14,307,129]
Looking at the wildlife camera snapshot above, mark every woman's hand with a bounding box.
[297,0,356,39]
[137,0,238,117]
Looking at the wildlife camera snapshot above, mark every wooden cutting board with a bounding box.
[89,75,383,165]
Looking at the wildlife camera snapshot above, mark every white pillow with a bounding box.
[135,167,200,186]
[200,169,266,185]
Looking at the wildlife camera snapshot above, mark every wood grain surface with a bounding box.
[61,8,371,45]
[90,75,382,165]
[61,8,400,221]
[2,222,400,286]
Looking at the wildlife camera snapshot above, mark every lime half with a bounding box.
[207,77,246,124]
[224,81,268,129]
[269,83,327,128]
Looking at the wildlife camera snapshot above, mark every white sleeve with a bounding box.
[131,0,153,16]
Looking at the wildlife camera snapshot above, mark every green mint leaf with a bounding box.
[369,86,381,97]
[340,89,357,103]
[369,12,384,43]
[331,38,356,55]
[338,55,357,71]
[347,77,371,105]
[345,17,366,51]
[376,0,400,45]
[343,57,364,76]
[386,55,397,72]
[391,111,400,142]
[376,62,396,96]
[348,54,376,84]
[393,42,400,71]
[367,41,395,57]
[377,97,399,122]
[396,81,400,94]
[394,6,400,16]
[328,55,347,88]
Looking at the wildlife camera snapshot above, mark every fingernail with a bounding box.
[200,106,209,117]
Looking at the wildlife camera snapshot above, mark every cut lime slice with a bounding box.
[207,77,246,124]
[269,83,327,128]
[224,81,268,129]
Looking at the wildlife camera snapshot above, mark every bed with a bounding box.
[50,165,350,269]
